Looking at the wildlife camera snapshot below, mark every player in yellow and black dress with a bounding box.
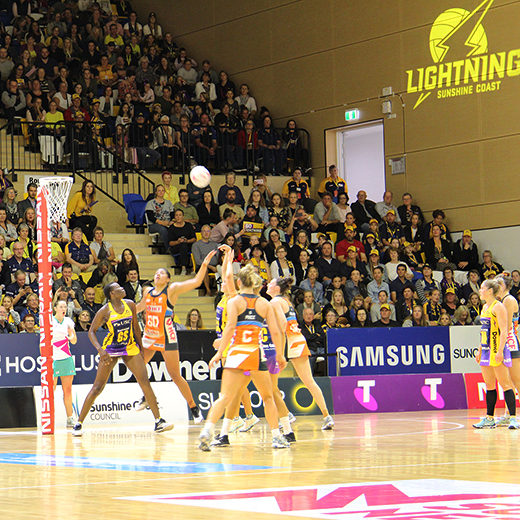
[473,278,518,429]
[72,282,174,437]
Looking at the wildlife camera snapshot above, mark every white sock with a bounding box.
[271,428,281,438]
[280,416,292,434]
[202,421,215,436]
[221,418,232,436]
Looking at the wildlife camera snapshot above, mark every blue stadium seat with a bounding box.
[123,194,147,225]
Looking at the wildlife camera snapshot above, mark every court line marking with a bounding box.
[1,456,519,493]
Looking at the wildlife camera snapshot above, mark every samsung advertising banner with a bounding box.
[331,374,467,414]
[327,327,451,376]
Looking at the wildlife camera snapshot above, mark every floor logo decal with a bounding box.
[119,479,520,518]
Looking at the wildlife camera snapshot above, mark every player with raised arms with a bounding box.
[267,277,335,430]
[473,278,518,429]
[135,250,217,422]
[211,245,259,447]
[198,264,290,451]
[72,282,173,436]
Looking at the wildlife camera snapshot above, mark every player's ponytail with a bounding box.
[238,264,262,290]
[275,276,294,296]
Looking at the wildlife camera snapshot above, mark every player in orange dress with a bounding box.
[136,250,216,423]
[198,264,290,451]
[267,276,335,430]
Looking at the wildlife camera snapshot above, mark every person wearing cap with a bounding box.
[317,165,347,204]
[143,12,163,40]
[375,191,401,223]
[372,303,399,327]
[341,246,368,281]
[314,191,341,235]
[351,190,380,233]
[415,264,441,305]
[367,265,390,302]
[479,250,504,281]
[441,287,459,316]
[366,249,385,281]
[453,229,479,271]
[379,209,404,248]
[64,92,90,122]
[336,226,366,263]
[362,232,381,259]
[129,111,160,171]
[397,192,424,225]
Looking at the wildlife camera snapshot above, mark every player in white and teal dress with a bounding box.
[52,299,77,428]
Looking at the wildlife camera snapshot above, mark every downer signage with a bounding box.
[327,327,451,376]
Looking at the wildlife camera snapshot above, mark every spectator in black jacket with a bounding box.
[397,192,424,226]
[129,112,160,171]
[452,229,479,271]
[315,241,343,286]
[122,268,143,302]
[350,190,380,233]
[480,250,504,280]
[81,287,101,322]
[423,209,452,242]
[462,270,481,301]
[423,224,454,271]
[299,307,326,374]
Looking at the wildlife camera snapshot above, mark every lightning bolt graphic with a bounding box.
[436,0,494,62]
[413,92,431,110]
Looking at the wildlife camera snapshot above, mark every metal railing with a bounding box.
[0,118,312,205]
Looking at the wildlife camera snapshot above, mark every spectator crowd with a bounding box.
[0,0,308,175]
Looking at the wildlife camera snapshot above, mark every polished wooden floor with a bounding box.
[1,410,520,520]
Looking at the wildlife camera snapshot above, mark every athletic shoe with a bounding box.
[72,423,83,437]
[154,418,174,433]
[239,414,260,432]
[284,432,297,443]
[509,417,519,430]
[180,267,187,276]
[229,416,245,433]
[321,415,335,430]
[66,417,75,428]
[473,417,496,429]
[288,412,296,423]
[272,435,290,449]
[135,396,148,411]
[210,434,230,447]
[198,431,212,451]
[496,415,510,427]
[191,406,204,424]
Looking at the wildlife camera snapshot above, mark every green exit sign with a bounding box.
[345,109,360,121]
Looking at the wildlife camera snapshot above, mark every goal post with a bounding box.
[37,176,73,434]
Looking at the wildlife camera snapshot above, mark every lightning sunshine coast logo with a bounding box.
[406,0,520,109]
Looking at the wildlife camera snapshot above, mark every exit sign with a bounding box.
[345,109,359,121]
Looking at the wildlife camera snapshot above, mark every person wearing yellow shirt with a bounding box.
[104,24,124,49]
[96,55,116,88]
[67,180,98,242]
[318,164,348,204]
[161,171,179,205]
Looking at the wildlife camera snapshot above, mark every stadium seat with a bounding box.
[123,193,147,225]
